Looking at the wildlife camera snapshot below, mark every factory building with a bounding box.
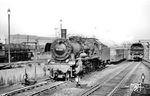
[8,34,56,52]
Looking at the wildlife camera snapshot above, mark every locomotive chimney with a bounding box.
[61,29,67,39]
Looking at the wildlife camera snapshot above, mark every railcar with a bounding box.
[129,43,144,61]
[0,43,33,63]
[0,43,7,62]
[110,47,128,64]
[45,36,110,80]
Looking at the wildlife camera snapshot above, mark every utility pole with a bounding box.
[60,19,62,38]
[60,19,62,30]
[7,9,11,63]
[54,28,58,37]
[27,35,29,44]
[5,38,7,44]
[34,39,38,80]
[147,42,149,60]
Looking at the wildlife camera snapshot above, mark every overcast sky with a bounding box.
[0,0,150,45]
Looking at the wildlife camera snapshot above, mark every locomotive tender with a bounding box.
[0,43,33,62]
[45,36,110,80]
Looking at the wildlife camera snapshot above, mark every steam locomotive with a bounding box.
[45,36,125,80]
[129,42,144,61]
[45,36,110,80]
[0,43,33,63]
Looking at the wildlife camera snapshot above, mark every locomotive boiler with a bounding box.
[0,43,33,62]
[45,36,110,80]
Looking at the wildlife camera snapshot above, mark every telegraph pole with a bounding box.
[60,19,62,30]
[5,38,7,44]
[147,42,149,60]
[7,9,11,63]
[27,35,29,44]
[60,19,62,38]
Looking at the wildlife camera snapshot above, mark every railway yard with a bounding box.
[0,35,150,96]
[0,60,150,96]
[0,0,149,95]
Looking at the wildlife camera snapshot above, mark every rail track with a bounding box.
[0,80,66,96]
[0,62,144,96]
[0,60,44,70]
[142,59,150,69]
[78,62,141,96]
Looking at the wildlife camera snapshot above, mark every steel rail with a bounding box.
[107,62,140,96]
[0,81,48,96]
[79,62,140,96]
[27,82,65,96]
[0,81,66,96]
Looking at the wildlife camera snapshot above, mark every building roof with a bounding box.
[10,34,57,45]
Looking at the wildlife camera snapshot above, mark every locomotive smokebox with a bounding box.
[61,29,67,39]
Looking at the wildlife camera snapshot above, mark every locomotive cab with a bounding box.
[130,43,144,61]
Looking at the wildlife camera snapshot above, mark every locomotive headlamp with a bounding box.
[7,9,11,14]
[75,76,81,87]
[65,59,69,62]
[141,73,145,83]
[75,76,79,82]
[47,59,50,63]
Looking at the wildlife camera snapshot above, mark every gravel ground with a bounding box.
[0,83,24,94]
[112,62,150,96]
[50,61,131,96]
[79,62,131,87]
[52,88,84,96]
[0,76,49,94]
[128,62,150,84]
